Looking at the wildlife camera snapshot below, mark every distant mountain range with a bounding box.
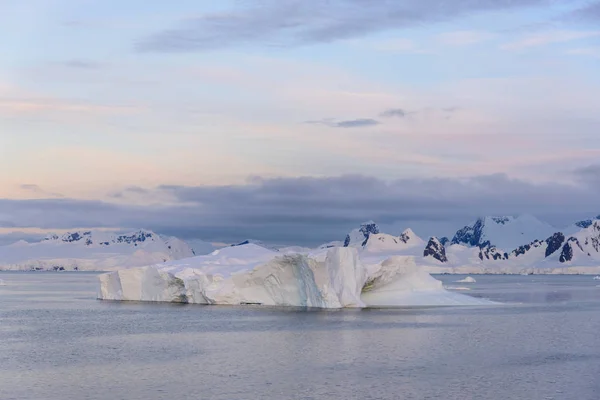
[0,230,203,271]
[335,215,600,273]
[2,214,600,273]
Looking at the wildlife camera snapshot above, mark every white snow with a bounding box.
[0,229,195,271]
[361,257,491,307]
[279,246,313,254]
[318,241,344,249]
[98,245,495,308]
[455,276,476,283]
[184,239,215,256]
[416,221,600,274]
[344,221,379,248]
[362,230,424,254]
[445,286,471,291]
[455,215,555,250]
[6,215,600,276]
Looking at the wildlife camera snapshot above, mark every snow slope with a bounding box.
[362,229,424,254]
[361,257,489,306]
[306,218,600,274]
[0,230,195,271]
[343,221,380,247]
[6,214,600,275]
[98,245,495,308]
[451,215,555,250]
[184,239,215,256]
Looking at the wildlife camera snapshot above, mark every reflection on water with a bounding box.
[1,272,600,400]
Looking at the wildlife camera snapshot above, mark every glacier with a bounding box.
[97,245,496,308]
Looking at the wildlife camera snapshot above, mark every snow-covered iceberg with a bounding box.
[361,257,487,306]
[97,245,495,308]
[455,276,476,283]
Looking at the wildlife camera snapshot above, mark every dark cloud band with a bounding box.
[2,171,600,246]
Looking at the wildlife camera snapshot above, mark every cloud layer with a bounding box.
[2,171,599,246]
[137,0,556,52]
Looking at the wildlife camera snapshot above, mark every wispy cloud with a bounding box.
[19,184,64,198]
[0,97,141,114]
[501,30,600,50]
[307,118,380,128]
[369,38,432,53]
[570,1,600,22]
[62,59,104,69]
[567,47,600,58]
[574,164,600,185]
[136,0,556,52]
[380,108,407,118]
[435,30,495,46]
[108,185,151,199]
[335,118,379,128]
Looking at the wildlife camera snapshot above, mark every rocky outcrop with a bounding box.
[344,221,380,247]
[452,218,485,246]
[423,237,447,263]
[545,232,565,257]
[478,244,508,261]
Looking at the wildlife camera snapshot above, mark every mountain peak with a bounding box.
[423,237,447,263]
[0,229,195,271]
[344,221,380,247]
[574,214,600,229]
[487,216,513,225]
[401,228,416,237]
[452,214,554,250]
[231,239,279,252]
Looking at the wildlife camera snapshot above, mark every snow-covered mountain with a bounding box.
[426,218,600,273]
[185,239,216,256]
[563,215,600,235]
[362,229,424,254]
[309,216,600,274]
[343,221,380,247]
[0,229,195,271]
[423,237,447,263]
[6,213,600,274]
[451,215,555,251]
[231,239,280,251]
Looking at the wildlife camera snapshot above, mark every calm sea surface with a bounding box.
[1,272,600,400]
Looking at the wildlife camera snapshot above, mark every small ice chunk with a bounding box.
[445,286,471,291]
[593,276,600,281]
[455,276,476,283]
[0,279,6,286]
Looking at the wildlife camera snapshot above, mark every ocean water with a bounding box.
[1,272,600,400]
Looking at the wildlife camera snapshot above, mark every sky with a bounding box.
[1,0,600,246]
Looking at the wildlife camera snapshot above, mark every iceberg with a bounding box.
[593,276,600,281]
[445,286,471,291]
[455,276,477,283]
[361,257,489,306]
[98,245,496,308]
